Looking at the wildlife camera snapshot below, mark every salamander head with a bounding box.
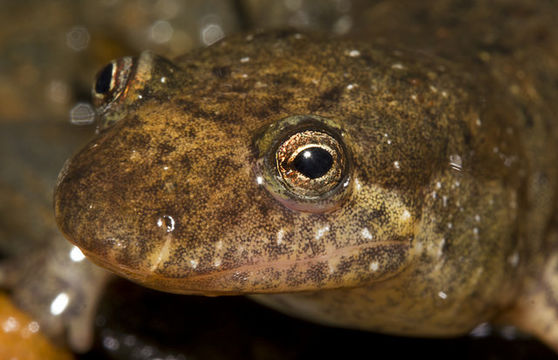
[55,32,472,295]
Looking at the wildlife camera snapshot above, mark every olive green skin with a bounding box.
[55,0,558,348]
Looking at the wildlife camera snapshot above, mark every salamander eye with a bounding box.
[255,115,353,213]
[92,57,133,112]
[276,130,346,197]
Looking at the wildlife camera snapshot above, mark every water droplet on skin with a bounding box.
[400,210,411,221]
[157,215,175,232]
[348,49,360,57]
[240,56,250,63]
[315,225,330,240]
[393,161,400,169]
[361,227,373,240]
[437,238,445,258]
[449,154,462,171]
[438,291,448,299]
[369,261,379,271]
[508,252,520,267]
[276,229,285,245]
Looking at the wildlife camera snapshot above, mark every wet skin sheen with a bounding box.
[55,2,558,351]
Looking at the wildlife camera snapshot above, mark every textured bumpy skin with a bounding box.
[55,0,558,352]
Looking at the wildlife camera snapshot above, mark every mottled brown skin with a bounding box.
[55,0,558,352]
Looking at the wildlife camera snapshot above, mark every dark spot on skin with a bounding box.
[272,75,301,87]
[126,115,143,129]
[251,97,283,118]
[209,111,242,124]
[442,238,451,254]
[157,143,176,156]
[229,84,249,93]
[306,262,328,284]
[368,205,389,226]
[177,99,219,122]
[463,127,472,145]
[127,132,152,149]
[180,154,191,171]
[211,66,231,79]
[335,258,354,278]
[209,156,238,186]
[309,85,343,111]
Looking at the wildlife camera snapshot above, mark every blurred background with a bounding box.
[0,0,557,359]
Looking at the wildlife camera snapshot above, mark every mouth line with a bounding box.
[80,237,410,294]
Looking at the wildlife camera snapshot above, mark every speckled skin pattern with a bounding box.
[55,0,558,351]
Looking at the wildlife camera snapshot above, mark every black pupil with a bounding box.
[95,63,113,94]
[293,147,333,179]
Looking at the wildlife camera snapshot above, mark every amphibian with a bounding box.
[54,0,558,352]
